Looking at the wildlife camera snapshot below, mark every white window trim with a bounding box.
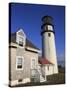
[16,34,26,48]
[16,29,26,48]
[16,56,24,70]
[31,58,36,69]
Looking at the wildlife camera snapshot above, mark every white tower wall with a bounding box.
[41,16,58,74]
[42,32,58,73]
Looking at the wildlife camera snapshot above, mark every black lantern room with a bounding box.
[41,16,55,35]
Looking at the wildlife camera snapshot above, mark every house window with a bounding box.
[48,33,51,37]
[31,59,36,69]
[16,56,24,70]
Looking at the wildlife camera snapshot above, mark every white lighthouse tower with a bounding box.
[41,16,58,74]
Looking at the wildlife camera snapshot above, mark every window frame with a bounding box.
[18,35,24,46]
[16,29,26,48]
[48,33,51,37]
[16,56,24,70]
[17,34,25,47]
[31,58,36,69]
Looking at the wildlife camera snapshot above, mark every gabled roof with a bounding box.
[38,57,53,65]
[9,32,40,50]
[26,39,39,50]
[9,33,16,43]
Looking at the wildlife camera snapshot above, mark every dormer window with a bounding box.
[16,29,26,47]
[18,35,24,46]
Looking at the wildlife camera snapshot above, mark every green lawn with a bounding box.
[46,73,65,84]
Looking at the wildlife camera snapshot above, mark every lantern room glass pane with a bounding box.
[48,25,53,30]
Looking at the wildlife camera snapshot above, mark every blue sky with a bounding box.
[10,3,65,62]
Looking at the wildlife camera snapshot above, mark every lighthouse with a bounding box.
[41,16,58,74]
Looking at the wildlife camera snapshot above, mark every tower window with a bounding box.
[48,33,51,37]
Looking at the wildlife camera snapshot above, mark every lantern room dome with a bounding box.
[42,15,53,25]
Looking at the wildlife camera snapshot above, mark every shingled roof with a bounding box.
[9,32,40,50]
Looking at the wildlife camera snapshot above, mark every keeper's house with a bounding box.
[9,29,41,86]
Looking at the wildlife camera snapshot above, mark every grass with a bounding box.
[47,73,65,84]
